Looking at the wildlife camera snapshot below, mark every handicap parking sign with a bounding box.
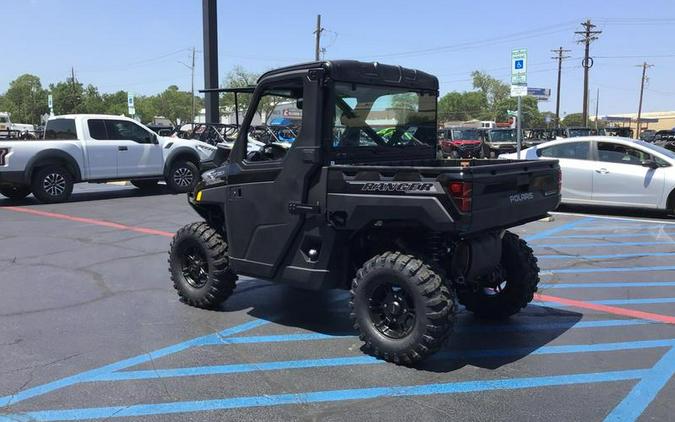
[515,60,524,70]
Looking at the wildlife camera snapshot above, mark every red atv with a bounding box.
[438,128,486,159]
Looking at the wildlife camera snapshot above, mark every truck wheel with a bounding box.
[350,251,455,365]
[131,180,159,190]
[457,232,540,320]
[166,160,198,193]
[0,185,31,200]
[169,222,237,309]
[31,166,74,203]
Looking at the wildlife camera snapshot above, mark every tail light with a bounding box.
[0,148,7,166]
[449,181,472,213]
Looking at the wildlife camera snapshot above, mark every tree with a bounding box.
[438,91,488,122]
[81,85,106,114]
[471,71,509,117]
[493,96,542,128]
[49,77,84,115]
[154,85,202,125]
[562,113,585,127]
[220,66,258,116]
[102,90,129,116]
[3,74,49,124]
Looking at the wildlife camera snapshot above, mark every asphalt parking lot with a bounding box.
[1,185,674,421]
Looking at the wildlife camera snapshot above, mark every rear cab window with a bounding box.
[44,119,77,140]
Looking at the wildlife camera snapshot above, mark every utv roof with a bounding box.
[201,61,438,93]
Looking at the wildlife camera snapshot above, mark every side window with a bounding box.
[87,119,107,140]
[537,142,589,160]
[106,120,153,143]
[597,142,649,165]
[244,81,303,162]
[44,119,77,140]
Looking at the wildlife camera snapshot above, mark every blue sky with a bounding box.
[1,0,674,116]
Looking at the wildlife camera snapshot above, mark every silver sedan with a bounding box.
[501,136,675,213]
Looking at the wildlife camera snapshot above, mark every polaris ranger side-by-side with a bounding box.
[168,60,561,365]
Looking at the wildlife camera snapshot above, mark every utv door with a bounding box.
[224,72,323,278]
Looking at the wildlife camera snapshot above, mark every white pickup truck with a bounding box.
[0,112,35,139]
[0,114,217,203]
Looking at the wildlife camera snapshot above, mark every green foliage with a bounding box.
[3,74,49,124]
[494,96,542,128]
[438,91,487,122]
[471,71,510,116]
[49,77,85,115]
[562,113,585,127]
[221,66,257,115]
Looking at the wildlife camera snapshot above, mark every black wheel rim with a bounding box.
[181,245,209,288]
[43,173,66,196]
[481,265,508,297]
[367,280,416,339]
[173,167,194,187]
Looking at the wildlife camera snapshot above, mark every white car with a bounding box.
[0,114,217,203]
[500,136,675,213]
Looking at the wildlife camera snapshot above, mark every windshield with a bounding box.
[0,116,8,123]
[568,128,592,137]
[636,140,675,160]
[451,129,481,140]
[489,129,516,143]
[332,83,436,149]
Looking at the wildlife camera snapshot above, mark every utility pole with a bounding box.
[575,19,601,127]
[314,14,324,61]
[551,47,570,127]
[636,62,654,138]
[191,47,196,126]
[594,88,599,130]
[179,47,197,126]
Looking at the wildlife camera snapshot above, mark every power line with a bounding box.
[576,19,602,126]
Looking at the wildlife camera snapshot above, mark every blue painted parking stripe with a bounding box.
[199,332,352,346]
[567,224,668,231]
[91,339,675,382]
[542,232,675,240]
[9,369,649,421]
[0,319,270,408]
[542,265,675,274]
[196,319,655,348]
[524,217,595,241]
[538,252,675,260]
[604,347,675,422]
[539,281,675,289]
[535,241,675,248]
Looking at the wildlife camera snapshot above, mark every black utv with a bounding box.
[168,60,561,365]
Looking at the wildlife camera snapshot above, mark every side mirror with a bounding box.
[151,134,159,144]
[641,159,659,169]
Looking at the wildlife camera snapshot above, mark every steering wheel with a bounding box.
[246,143,288,162]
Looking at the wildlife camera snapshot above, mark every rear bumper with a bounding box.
[0,171,27,186]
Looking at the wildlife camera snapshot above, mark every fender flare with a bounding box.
[25,149,83,184]
[163,147,201,177]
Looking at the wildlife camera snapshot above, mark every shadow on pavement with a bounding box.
[215,280,582,373]
[557,204,673,220]
[0,185,176,206]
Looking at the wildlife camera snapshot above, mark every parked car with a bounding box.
[605,127,634,138]
[654,130,675,152]
[524,128,556,146]
[168,59,560,365]
[0,114,217,203]
[0,112,35,139]
[500,136,675,213]
[483,128,518,157]
[639,129,656,142]
[437,127,485,158]
[559,127,594,138]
